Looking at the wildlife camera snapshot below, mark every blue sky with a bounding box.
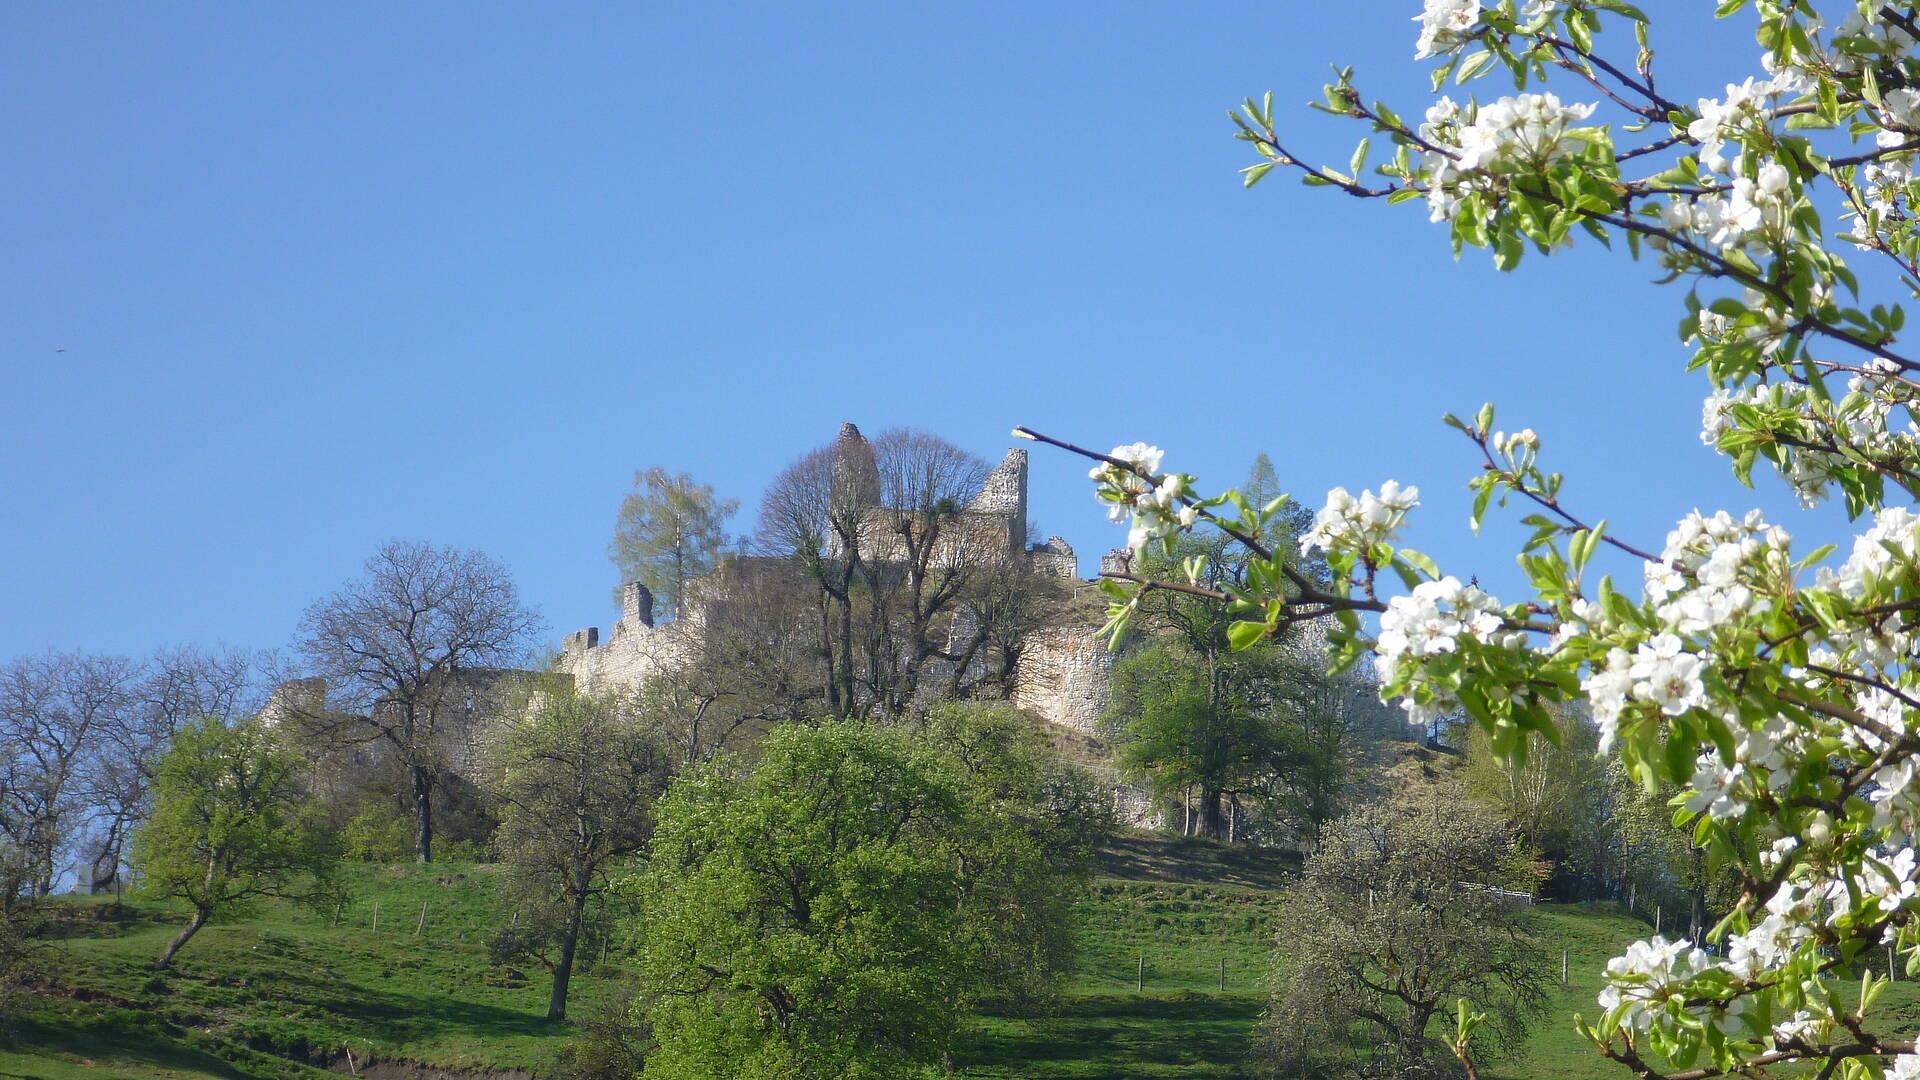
[0,3,1852,661]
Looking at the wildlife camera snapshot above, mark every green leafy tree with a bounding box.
[1456,706,1609,899]
[610,467,738,620]
[921,702,1109,1007]
[632,717,1093,1078]
[1262,782,1550,1079]
[1105,473,1341,840]
[1106,643,1294,838]
[128,717,338,970]
[488,686,674,1020]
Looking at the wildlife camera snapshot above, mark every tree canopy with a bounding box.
[128,717,337,969]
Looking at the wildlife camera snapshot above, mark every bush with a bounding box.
[340,804,413,863]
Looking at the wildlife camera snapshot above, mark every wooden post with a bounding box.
[1563,949,1569,987]
[415,900,428,936]
[1891,944,1898,981]
[332,900,342,927]
[1655,905,1661,935]
[1628,882,1636,912]
[371,901,380,934]
[1219,957,1226,991]
[1137,955,1144,992]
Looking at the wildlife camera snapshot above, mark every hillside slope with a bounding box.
[0,840,1815,1080]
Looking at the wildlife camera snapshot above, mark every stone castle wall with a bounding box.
[556,424,1117,735]
[1011,624,1113,734]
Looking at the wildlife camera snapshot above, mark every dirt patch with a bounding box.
[328,1057,535,1080]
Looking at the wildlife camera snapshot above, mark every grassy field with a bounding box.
[1,833,1850,1080]
[1,863,609,1080]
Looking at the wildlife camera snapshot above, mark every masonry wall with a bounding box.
[1012,625,1113,735]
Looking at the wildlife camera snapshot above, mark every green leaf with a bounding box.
[1589,0,1648,20]
[1226,620,1268,650]
[1400,548,1440,581]
[1242,162,1277,188]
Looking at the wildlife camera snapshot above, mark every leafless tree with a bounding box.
[295,540,539,862]
[80,646,264,892]
[636,558,822,763]
[758,439,862,716]
[0,652,138,898]
[757,425,1038,719]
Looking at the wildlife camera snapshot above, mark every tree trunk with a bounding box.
[1689,845,1707,942]
[156,906,210,969]
[411,764,435,863]
[548,883,590,1020]
[1200,787,1226,841]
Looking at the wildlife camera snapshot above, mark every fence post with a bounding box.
[1137,955,1144,992]
[1655,905,1661,935]
[416,900,428,937]
[1219,957,1226,991]
[1891,944,1899,982]
[372,901,380,934]
[332,900,342,928]
[1563,950,1569,987]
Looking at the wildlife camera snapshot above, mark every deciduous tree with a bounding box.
[128,716,337,969]
[487,685,674,1020]
[632,716,1096,1077]
[1262,784,1550,1079]
[1026,2,1920,1074]
[609,467,738,621]
[295,540,538,863]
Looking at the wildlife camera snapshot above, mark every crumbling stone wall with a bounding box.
[1011,624,1113,735]
[557,582,694,698]
[557,425,1113,734]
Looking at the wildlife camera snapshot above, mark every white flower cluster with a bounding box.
[1645,508,1789,634]
[1818,505,1920,598]
[1684,716,1806,822]
[1089,443,1195,556]
[1661,162,1793,252]
[1831,8,1919,75]
[1698,363,1909,508]
[1583,634,1713,754]
[1419,93,1598,222]
[1602,842,1920,1039]
[1413,0,1479,59]
[1376,575,1520,726]
[1598,936,1714,1032]
[1298,481,1418,556]
[1687,77,1793,176]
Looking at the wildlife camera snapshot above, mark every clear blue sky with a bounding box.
[0,4,1847,661]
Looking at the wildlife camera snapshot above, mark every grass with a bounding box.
[7,833,1828,1080]
[3,863,614,1080]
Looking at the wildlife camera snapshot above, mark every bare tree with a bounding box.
[0,652,138,898]
[81,646,264,892]
[757,424,1034,719]
[637,557,822,764]
[758,435,864,717]
[295,541,539,862]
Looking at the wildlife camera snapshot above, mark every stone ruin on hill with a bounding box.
[556,421,1117,734]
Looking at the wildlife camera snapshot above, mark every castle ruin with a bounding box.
[557,422,1116,733]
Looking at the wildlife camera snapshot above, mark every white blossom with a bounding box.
[1414,0,1480,59]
